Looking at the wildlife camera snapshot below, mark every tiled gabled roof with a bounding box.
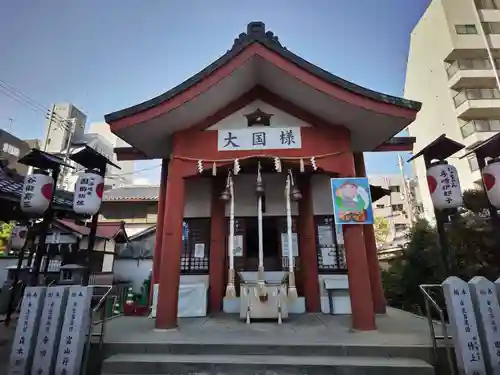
[106,22,420,123]
[103,186,160,202]
[54,219,129,242]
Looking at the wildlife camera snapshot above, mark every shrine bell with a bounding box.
[73,169,105,215]
[426,160,463,210]
[482,158,500,208]
[20,169,54,215]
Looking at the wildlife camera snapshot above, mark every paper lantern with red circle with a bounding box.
[482,158,500,208]
[426,161,463,210]
[9,225,28,250]
[20,170,54,215]
[73,170,105,215]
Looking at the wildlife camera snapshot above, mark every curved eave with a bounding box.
[105,34,420,124]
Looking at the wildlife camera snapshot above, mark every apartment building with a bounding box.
[42,103,87,153]
[87,122,134,188]
[405,0,500,220]
[368,174,422,246]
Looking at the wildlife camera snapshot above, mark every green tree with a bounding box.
[0,221,14,252]
[373,216,390,246]
[382,189,500,315]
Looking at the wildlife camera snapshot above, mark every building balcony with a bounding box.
[454,88,500,119]
[460,119,500,139]
[447,59,500,89]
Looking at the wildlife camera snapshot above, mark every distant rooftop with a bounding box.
[103,185,160,202]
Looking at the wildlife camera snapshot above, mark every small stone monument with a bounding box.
[8,286,46,375]
[469,276,500,375]
[54,285,93,375]
[442,276,486,375]
[31,286,69,375]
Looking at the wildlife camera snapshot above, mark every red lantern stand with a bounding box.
[69,144,121,285]
[408,134,465,277]
[461,133,500,245]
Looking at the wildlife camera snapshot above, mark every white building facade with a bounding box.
[368,174,422,247]
[88,122,134,188]
[404,0,500,220]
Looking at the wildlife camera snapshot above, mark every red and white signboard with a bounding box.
[20,170,54,215]
[482,159,500,208]
[427,161,463,210]
[73,170,104,215]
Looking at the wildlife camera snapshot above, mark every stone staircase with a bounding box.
[101,341,436,375]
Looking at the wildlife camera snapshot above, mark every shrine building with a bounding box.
[105,22,421,331]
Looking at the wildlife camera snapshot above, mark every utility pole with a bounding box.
[398,154,414,224]
[43,104,56,152]
[58,118,76,190]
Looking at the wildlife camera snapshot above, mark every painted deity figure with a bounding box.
[334,181,369,222]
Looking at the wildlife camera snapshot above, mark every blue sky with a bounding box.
[0,0,431,184]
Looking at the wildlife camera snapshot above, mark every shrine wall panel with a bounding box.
[206,101,311,130]
[224,173,298,217]
[311,175,334,215]
[184,178,212,218]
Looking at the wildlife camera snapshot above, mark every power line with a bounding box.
[107,164,161,177]
[0,79,74,132]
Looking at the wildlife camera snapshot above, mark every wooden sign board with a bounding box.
[8,286,46,375]
[54,286,93,375]
[31,286,68,375]
[469,277,500,375]
[443,276,486,374]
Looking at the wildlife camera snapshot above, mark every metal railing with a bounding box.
[81,285,117,375]
[420,284,456,375]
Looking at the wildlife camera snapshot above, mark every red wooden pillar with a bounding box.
[342,153,376,331]
[354,152,386,314]
[297,175,321,312]
[208,178,226,313]
[156,158,185,329]
[343,224,376,330]
[152,159,168,286]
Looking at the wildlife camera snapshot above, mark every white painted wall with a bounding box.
[184,178,212,218]
[226,173,298,217]
[183,174,338,217]
[206,100,311,130]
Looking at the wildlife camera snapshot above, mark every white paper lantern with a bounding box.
[73,170,105,215]
[9,225,28,250]
[482,158,500,208]
[427,161,463,210]
[20,170,54,215]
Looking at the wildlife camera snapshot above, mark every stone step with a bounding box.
[103,342,435,363]
[102,353,435,375]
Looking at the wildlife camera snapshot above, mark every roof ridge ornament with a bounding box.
[231,21,282,50]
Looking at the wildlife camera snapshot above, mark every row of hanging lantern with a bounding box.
[19,168,105,217]
[427,158,500,211]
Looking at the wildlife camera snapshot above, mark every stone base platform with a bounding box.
[101,308,446,375]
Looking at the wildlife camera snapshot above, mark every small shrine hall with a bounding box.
[105,22,421,331]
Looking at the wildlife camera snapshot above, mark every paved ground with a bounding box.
[103,307,442,347]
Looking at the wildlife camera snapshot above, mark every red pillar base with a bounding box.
[363,224,386,314]
[343,224,376,331]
